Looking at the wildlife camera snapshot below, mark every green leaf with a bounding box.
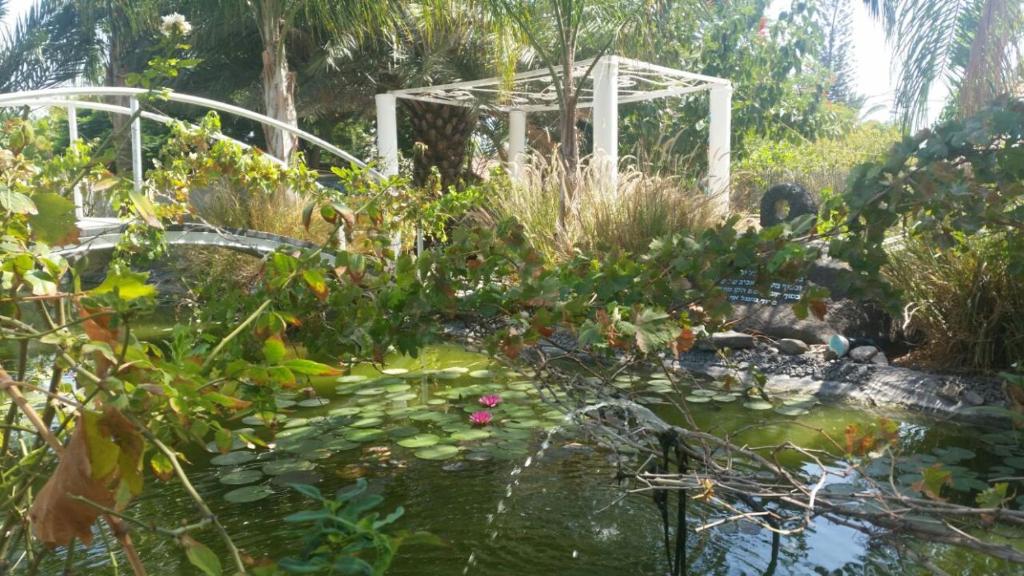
[301,269,328,301]
[912,464,952,501]
[282,359,341,376]
[129,190,163,229]
[976,482,1009,508]
[183,538,222,576]
[289,483,323,501]
[28,193,77,244]
[82,411,120,480]
[0,186,37,215]
[283,510,333,523]
[263,336,286,364]
[90,271,156,301]
[214,428,233,454]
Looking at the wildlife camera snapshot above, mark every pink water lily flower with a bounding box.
[469,411,493,426]
[478,394,502,408]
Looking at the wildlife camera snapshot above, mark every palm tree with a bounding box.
[384,0,494,189]
[0,0,99,93]
[865,0,1024,126]
[187,1,395,162]
[484,0,644,231]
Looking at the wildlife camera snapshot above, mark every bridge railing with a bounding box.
[0,87,381,221]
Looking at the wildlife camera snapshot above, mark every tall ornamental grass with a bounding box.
[489,153,719,261]
[885,234,1024,373]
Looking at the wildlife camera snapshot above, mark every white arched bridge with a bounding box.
[0,86,379,263]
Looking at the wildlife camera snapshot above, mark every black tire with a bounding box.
[759,183,817,227]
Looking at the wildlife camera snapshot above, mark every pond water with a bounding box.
[25,343,1024,575]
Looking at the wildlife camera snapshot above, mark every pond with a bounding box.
[28,343,1024,575]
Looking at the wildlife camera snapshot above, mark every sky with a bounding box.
[2,0,946,124]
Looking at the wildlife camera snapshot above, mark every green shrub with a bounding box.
[886,234,1024,372]
[488,153,719,261]
[828,97,1024,372]
[732,122,900,212]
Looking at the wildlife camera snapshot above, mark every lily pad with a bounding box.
[355,387,387,396]
[298,398,329,408]
[388,392,418,402]
[410,411,445,422]
[774,406,810,416]
[206,437,247,453]
[1005,456,1024,470]
[262,459,316,476]
[465,451,494,462]
[398,434,441,448]
[328,406,362,417]
[712,395,737,403]
[823,483,858,496]
[743,400,774,411]
[219,469,263,486]
[337,375,369,383]
[224,485,274,503]
[388,426,421,438]
[451,429,492,441]
[414,445,460,460]
[211,451,257,466]
[274,399,297,409]
[933,447,975,463]
[322,437,361,451]
[384,383,411,392]
[382,368,409,375]
[469,369,493,379]
[427,398,447,406]
[350,417,383,428]
[691,389,718,397]
[344,428,385,442]
[684,395,711,403]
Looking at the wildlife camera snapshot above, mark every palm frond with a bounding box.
[0,0,98,93]
[867,0,1024,126]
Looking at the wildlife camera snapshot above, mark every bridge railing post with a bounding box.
[67,105,84,220]
[130,97,144,196]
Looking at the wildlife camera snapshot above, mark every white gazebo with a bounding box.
[375,55,733,213]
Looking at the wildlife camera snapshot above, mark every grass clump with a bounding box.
[489,154,719,261]
[885,234,1024,373]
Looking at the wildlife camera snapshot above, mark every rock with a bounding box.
[871,352,889,366]
[962,390,985,406]
[936,380,965,403]
[776,338,809,355]
[711,331,755,349]
[829,335,850,358]
[850,345,879,363]
[730,297,893,345]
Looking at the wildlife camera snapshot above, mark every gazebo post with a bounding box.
[592,55,619,192]
[375,94,399,177]
[708,83,732,215]
[508,109,527,182]
[67,105,84,220]
[375,93,403,256]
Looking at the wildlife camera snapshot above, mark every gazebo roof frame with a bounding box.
[387,56,730,113]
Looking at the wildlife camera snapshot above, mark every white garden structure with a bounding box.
[375,55,733,212]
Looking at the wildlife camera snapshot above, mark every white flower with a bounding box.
[160,13,192,37]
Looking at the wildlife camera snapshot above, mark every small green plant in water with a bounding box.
[273,480,409,575]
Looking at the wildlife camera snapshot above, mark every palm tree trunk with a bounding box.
[257,0,298,163]
[403,100,477,190]
[557,46,579,236]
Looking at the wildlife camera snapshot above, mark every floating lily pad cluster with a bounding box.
[210,364,570,505]
[626,375,821,417]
